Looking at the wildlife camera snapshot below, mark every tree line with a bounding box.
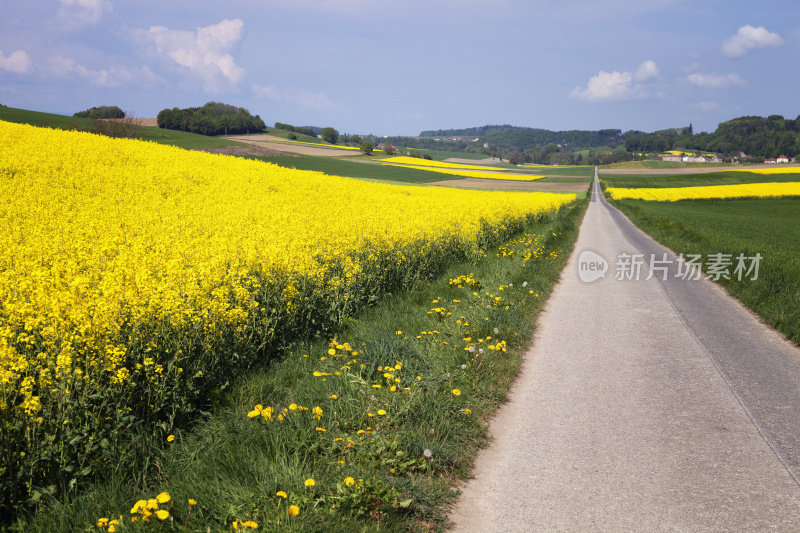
[157,102,266,136]
[625,117,800,159]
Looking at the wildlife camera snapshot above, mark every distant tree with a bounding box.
[321,127,339,144]
[360,141,373,155]
[508,152,523,165]
[383,144,395,155]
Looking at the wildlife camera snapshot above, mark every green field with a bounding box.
[20,200,588,532]
[262,128,327,144]
[612,198,800,346]
[0,105,91,129]
[601,171,800,189]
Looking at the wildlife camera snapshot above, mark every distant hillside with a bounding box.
[420,125,628,150]
[625,116,800,159]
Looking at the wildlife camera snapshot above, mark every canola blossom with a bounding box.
[383,164,544,182]
[379,156,513,172]
[730,166,800,174]
[606,182,800,201]
[0,120,574,508]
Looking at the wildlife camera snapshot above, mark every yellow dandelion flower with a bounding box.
[276,490,287,499]
[305,478,315,487]
[452,389,462,396]
[188,498,197,506]
[288,505,300,517]
[156,491,171,504]
[377,409,387,416]
[166,434,175,442]
[155,509,169,520]
[344,476,355,486]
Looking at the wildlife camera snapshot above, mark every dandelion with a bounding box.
[315,427,326,432]
[396,330,402,335]
[305,478,315,487]
[423,449,433,458]
[464,408,472,415]
[329,394,337,399]
[312,406,323,421]
[460,364,467,370]
[156,492,171,504]
[452,389,462,396]
[377,409,386,416]
[156,509,170,520]
[344,476,355,487]
[188,498,197,506]
[522,281,528,287]
[166,434,175,443]
[288,505,300,517]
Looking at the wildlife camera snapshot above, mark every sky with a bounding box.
[1,0,799,136]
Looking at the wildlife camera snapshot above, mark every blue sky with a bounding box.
[1,0,798,136]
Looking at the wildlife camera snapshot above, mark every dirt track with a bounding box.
[429,178,589,192]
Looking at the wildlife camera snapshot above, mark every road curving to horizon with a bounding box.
[449,169,800,531]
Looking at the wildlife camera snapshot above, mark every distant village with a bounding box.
[661,152,796,164]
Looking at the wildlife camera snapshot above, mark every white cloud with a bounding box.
[252,84,343,112]
[58,0,113,28]
[570,60,659,102]
[687,72,745,88]
[0,49,32,74]
[138,19,245,90]
[722,25,783,58]
[46,55,163,88]
[634,60,659,82]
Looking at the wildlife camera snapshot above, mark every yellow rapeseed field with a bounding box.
[0,120,574,505]
[379,156,510,171]
[730,166,800,174]
[606,182,800,201]
[383,164,544,181]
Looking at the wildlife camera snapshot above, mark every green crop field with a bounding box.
[0,105,91,129]
[612,197,800,346]
[602,171,800,189]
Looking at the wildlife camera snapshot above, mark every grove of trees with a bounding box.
[156,102,266,136]
[74,106,125,119]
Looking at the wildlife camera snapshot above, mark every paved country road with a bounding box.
[449,169,800,531]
